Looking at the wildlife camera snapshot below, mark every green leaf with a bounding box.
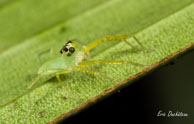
[0,0,15,8]
[0,0,194,123]
[0,0,106,51]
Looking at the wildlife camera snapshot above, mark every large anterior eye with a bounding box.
[69,47,75,53]
[60,47,68,54]
[64,47,68,52]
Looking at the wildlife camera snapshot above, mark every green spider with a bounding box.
[28,35,145,90]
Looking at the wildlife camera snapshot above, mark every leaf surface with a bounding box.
[0,0,194,123]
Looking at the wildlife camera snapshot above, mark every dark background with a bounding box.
[61,50,194,124]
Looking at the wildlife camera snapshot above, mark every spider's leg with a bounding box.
[38,48,58,65]
[72,67,118,83]
[26,69,61,118]
[78,60,147,68]
[133,35,145,49]
[56,70,68,89]
[28,74,42,90]
[28,69,61,90]
[25,74,42,119]
[84,35,145,53]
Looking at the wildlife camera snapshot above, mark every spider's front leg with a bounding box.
[84,35,145,53]
[56,71,68,89]
[78,60,147,68]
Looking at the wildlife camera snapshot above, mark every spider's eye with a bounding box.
[64,47,68,52]
[69,47,75,53]
[60,47,69,54]
[60,50,63,54]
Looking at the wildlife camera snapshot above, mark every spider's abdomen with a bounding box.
[38,57,68,75]
[38,51,85,75]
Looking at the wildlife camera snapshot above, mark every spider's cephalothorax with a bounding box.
[60,41,76,56]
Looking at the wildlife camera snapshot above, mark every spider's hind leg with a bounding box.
[124,35,145,50]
